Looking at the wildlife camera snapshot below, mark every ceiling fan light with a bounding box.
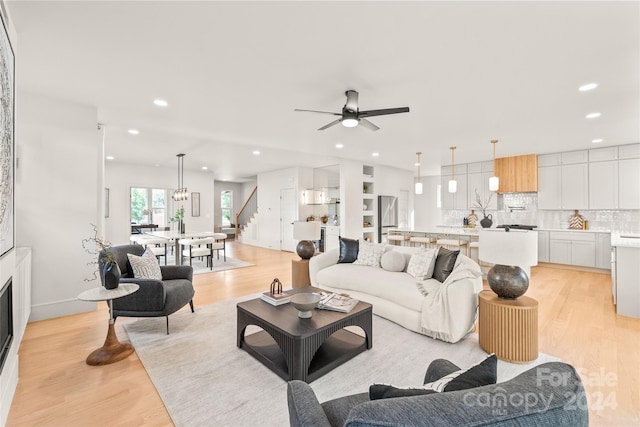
[489,176,499,192]
[415,182,423,195]
[448,179,457,193]
[342,118,358,128]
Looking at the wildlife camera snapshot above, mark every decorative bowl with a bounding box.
[290,293,321,318]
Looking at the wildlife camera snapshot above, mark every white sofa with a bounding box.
[309,246,483,343]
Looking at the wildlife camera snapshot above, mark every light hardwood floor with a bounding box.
[6,242,640,426]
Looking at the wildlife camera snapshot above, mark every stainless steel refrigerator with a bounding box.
[377,195,398,243]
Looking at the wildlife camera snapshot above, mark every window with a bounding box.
[221,190,233,226]
[131,187,171,226]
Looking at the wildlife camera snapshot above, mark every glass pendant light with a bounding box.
[489,140,499,192]
[414,152,423,195]
[448,146,457,193]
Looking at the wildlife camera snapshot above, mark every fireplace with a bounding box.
[0,278,13,374]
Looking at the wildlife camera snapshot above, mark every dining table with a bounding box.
[146,230,217,265]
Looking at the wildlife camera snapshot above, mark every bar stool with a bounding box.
[436,234,469,254]
[468,236,480,261]
[409,233,435,248]
[386,230,408,246]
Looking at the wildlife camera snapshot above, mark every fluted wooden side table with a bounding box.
[291,259,310,288]
[478,291,538,363]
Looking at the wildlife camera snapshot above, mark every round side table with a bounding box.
[78,284,139,366]
[478,291,538,364]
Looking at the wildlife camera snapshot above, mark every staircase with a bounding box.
[237,212,260,245]
[235,186,258,243]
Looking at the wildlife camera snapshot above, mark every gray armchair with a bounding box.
[100,244,195,334]
[287,361,588,427]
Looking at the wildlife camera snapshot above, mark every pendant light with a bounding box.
[414,152,423,195]
[448,146,457,193]
[489,139,499,192]
[172,153,188,201]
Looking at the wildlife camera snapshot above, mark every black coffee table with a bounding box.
[237,286,373,383]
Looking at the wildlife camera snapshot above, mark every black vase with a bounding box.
[480,214,493,228]
[101,262,121,290]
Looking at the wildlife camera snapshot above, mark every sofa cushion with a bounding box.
[433,247,460,283]
[380,251,406,272]
[353,240,385,267]
[315,263,426,312]
[338,237,359,263]
[369,354,497,400]
[127,248,162,280]
[406,248,437,280]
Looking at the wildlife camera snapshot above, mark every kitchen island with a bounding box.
[611,233,640,318]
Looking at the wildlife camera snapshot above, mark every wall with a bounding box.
[105,162,215,245]
[213,180,243,226]
[15,92,100,321]
[339,159,364,239]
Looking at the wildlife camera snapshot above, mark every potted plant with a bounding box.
[170,206,185,233]
[473,189,494,228]
[82,223,120,289]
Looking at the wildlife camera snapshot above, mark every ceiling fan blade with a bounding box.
[359,107,410,118]
[344,90,359,112]
[359,118,380,131]
[294,108,341,116]
[318,119,342,131]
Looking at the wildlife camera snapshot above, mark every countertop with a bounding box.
[611,233,640,248]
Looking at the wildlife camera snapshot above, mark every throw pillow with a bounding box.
[380,251,406,272]
[338,237,359,263]
[369,354,497,400]
[353,240,386,267]
[406,248,437,280]
[127,248,162,280]
[432,247,460,283]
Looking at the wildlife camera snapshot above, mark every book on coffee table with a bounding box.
[261,291,291,306]
[318,293,358,313]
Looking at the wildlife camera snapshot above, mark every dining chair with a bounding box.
[137,236,170,265]
[179,237,215,269]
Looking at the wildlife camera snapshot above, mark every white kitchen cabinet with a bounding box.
[561,163,589,209]
[589,146,618,162]
[538,166,562,209]
[562,150,589,164]
[589,160,618,209]
[596,233,612,270]
[550,239,572,265]
[619,158,640,209]
[323,226,340,252]
[618,143,640,159]
[549,231,596,267]
[616,246,640,318]
[538,231,549,263]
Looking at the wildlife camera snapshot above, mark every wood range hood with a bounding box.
[494,154,538,193]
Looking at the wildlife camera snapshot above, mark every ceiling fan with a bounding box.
[294,90,410,131]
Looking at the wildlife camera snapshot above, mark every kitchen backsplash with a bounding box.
[442,192,640,233]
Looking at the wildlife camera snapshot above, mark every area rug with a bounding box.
[124,296,560,427]
[165,256,253,275]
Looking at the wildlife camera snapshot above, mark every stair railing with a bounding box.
[235,186,257,240]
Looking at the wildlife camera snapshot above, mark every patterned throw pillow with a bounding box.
[353,240,386,267]
[406,248,437,280]
[127,247,162,280]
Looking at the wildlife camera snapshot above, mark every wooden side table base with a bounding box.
[86,322,134,366]
[478,292,538,364]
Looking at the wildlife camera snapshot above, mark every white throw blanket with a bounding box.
[418,261,483,343]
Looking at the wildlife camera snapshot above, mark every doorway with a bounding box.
[280,188,297,252]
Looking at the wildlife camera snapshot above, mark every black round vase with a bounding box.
[296,240,315,260]
[101,262,121,290]
[480,214,493,228]
[487,264,529,299]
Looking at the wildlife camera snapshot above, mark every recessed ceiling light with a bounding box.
[414,162,421,166]
[585,112,601,119]
[372,152,380,157]
[128,129,139,135]
[106,156,114,160]
[592,138,604,144]
[153,99,168,107]
[579,83,598,91]
[335,143,344,149]
[201,166,208,170]
[253,150,260,155]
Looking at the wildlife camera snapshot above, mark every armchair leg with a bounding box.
[166,316,169,335]
[189,300,194,313]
